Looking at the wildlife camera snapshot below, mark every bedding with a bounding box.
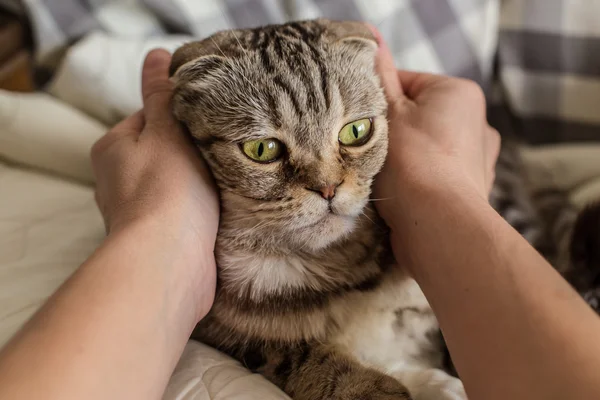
[1,0,600,399]
[0,87,292,399]
[24,0,498,84]
[498,0,600,143]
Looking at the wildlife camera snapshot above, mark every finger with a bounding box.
[112,110,145,134]
[486,126,501,168]
[485,126,501,195]
[366,24,403,102]
[397,70,443,100]
[91,110,144,160]
[486,168,496,197]
[141,49,177,126]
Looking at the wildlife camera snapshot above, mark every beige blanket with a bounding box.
[0,90,291,398]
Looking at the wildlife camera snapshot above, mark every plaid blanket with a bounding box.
[496,0,600,143]
[15,0,600,144]
[21,0,498,84]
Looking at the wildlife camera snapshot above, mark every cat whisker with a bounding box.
[209,36,227,58]
[230,27,248,54]
[360,210,376,225]
[367,197,395,202]
[296,232,319,252]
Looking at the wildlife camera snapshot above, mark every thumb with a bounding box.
[367,25,403,103]
[396,70,445,101]
[141,49,177,127]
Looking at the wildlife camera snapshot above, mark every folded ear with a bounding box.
[321,19,378,53]
[169,42,209,77]
[170,52,228,84]
[169,35,235,126]
[169,30,243,77]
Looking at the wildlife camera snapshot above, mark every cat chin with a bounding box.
[294,214,357,251]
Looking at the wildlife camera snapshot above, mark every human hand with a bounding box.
[370,29,500,228]
[91,49,219,318]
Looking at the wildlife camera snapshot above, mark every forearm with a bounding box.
[391,183,600,400]
[0,218,211,400]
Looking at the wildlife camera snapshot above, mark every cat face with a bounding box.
[171,19,388,251]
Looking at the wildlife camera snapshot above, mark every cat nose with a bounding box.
[307,182,341,201]
[319,184,337,200]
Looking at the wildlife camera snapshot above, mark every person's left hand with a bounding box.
[91,49,219,318]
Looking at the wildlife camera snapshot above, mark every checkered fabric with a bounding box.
[20,0,499,86]
[495,0,600,143]
[18,0,600,144]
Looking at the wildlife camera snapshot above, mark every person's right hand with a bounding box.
[369,28,500,230]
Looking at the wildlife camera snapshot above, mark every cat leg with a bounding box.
[391,367,466,400]
[244,342,413,400]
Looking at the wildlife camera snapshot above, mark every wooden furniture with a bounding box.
[0,9,33,92]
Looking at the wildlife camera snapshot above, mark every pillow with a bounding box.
[164,341,289,400]
[0,90,105,183]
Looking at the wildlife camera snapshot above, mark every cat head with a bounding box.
[171,19,388,251]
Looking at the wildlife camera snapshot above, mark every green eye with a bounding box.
[338,118,373,146]
[242,139,284,163]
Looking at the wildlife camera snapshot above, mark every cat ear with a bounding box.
[321,19,378,53]
[170,52,227,84]
[169,31,241,78]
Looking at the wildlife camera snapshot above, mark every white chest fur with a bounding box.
[218,250,333,300]
[216,249,466,399]
[218,249,441,371]
[328,271,466,400]
[329,269,442,372]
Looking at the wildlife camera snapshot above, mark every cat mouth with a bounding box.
[312,210,353,226]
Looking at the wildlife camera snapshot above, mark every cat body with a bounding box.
[170,19,598,400]
[193,209,459,400]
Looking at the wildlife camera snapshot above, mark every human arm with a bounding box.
[371,31,600,400]
[0,50,219,400]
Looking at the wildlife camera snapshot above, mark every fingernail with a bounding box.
[145,48,171,68]
[366,23,383,47]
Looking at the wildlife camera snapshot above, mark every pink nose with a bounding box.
[319,185,337,200]
[306,181,342,201]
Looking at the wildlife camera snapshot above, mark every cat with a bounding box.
[169,18,600,400]
[491,141,600,313]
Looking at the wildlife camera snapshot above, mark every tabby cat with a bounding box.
[169,19,600,400]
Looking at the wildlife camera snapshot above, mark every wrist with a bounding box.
[383,169,489,231]
[104,214,217,323]
[383,176,496,275]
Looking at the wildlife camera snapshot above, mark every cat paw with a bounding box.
[413,379,466,400]
[393,368,467,400]
[335,372,412,400]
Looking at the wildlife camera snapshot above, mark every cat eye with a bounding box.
[338,118,373,146]
[242,138,284,163]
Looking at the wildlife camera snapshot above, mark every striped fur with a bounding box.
[171,19,464,400]
[491,142,600,313]
[171,19,599,400]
